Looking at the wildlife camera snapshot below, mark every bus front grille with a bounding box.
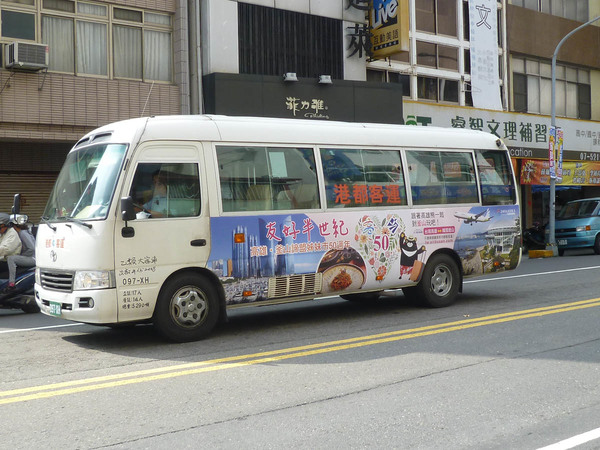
[40,270,74,292]
[267,273,323,299]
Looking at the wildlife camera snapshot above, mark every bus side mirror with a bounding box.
[121,196,136,222]
[12,194,21,214]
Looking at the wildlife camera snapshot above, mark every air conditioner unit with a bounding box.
[5,41,49,71]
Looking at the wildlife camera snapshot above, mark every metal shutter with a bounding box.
[0,173,57,224]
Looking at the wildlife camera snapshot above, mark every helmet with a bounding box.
[0,213,9,226]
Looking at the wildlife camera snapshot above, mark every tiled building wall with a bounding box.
[0,72,181,141]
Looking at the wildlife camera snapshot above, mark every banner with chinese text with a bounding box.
[468,0,502,110]
[520,159,600,185]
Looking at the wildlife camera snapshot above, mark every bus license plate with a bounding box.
[557,239,567,246]
[49,301,62,316]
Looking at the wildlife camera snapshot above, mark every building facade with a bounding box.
[0,0,188,217]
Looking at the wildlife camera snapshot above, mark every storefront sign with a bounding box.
[369,0,409,58]
[203,73,404,124]
[403,101,600,160]
[520,159,600,186]
[468,0,502,110]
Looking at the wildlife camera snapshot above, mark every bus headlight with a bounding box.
[35,267,41,285]
[73,270,116,290]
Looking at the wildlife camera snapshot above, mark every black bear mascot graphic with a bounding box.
[399,232,426,279]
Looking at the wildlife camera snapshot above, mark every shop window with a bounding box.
[42,16,75,72]
[418,77,458,103]
[144,30,171,82]
[2,10,36,40]
[416,0,457,37]
[513,73,527,112]
[114,7,142,23]
[113,25,142,79]
[513,57,590,120]
[578,84,591,120]
[43,0,74,12]
[77,21,107,75]
[417,42,458,71]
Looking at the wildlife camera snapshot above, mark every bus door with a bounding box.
[114,144,210,321]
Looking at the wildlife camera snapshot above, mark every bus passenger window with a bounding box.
[129,163,201,218]
[476,150,516,205]
[320,148,406,208]
[217,146,319,212]
[407,151,478,205]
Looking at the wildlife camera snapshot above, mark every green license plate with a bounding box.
[49,301,62,316]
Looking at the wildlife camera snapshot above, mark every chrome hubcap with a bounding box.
[170,286,208,328]
[430,263,452,297]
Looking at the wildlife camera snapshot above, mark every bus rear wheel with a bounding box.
[413,254,460,308]
[153,273,220,342]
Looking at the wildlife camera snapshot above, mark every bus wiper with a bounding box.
[65,217,93,229]
[40,216,57,231]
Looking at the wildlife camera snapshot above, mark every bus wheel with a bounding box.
[340,292,381,302]
[415,254,460,308]
[153,273,219,342]
[594,235,600,255]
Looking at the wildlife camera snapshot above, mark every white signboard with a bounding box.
[403,101,600,158]
[468,0,502,111]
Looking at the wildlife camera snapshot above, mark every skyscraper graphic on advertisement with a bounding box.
[258,218,276,277]
[231,225,249,278]
[275,215,295,276]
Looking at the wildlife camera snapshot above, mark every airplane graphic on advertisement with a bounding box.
[454,209,493,225]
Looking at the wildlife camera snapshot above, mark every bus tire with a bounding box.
[153,273,220,342]
[340,292,381,302]
[594,235,600,255]
[414,254,460,308]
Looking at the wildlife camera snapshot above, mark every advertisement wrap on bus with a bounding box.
[208,205,520,306]
[33,115,521,342]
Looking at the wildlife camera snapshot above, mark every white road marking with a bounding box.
[537,426,600,450]
[0,323,84,334]
[465,265,600,284]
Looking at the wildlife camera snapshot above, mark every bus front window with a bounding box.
[44,144,127,221]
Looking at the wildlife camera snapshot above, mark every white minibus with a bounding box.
[35,115,521,341]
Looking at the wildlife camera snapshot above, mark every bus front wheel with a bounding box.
[413,254,460,308]
[153,273,220,342]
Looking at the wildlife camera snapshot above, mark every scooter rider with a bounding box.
[0,213,22,281]
[2,219,35,294]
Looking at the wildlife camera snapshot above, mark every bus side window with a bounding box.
[217,146,319,212]
[476,151,516,205]
[129,163,201,218]
[407,151,477,205]
[320,148,406,208]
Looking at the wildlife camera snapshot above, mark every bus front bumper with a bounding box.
[35,285,118,324]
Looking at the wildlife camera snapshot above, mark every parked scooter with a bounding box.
[0,268,38,313]
[523,222,546,251]
[0,194,39,314]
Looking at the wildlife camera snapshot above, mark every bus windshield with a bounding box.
[43,143,127,221]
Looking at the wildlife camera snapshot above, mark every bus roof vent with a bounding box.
[268,273,323,299]
[91,132,112,143]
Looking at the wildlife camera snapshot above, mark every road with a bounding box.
[2,250,600,449]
